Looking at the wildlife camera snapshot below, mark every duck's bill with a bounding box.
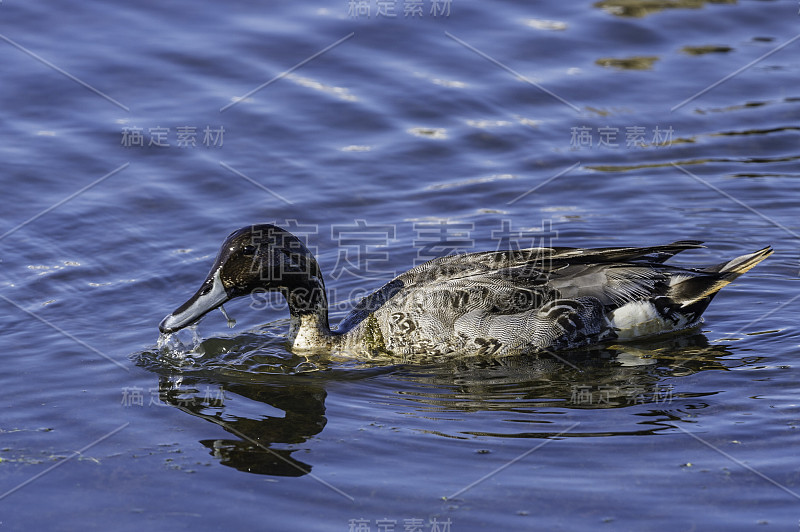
[159,269,229,334]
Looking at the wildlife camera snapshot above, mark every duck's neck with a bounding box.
[283,281,337,351]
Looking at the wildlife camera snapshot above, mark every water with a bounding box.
[1,0,798,530]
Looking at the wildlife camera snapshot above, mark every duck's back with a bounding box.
[335,241,771,357]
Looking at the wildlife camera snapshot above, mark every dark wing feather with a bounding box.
[335,241,704,333]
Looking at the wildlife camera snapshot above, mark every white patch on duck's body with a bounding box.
[608,300,695,340]
[288,313,331,351]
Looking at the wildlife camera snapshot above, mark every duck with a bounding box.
[159,224,772,357]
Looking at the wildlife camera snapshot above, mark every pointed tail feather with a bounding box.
[669,246,773,309]
[710,246,774,277]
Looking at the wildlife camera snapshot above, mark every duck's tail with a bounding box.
[668,246,773,311]
[704,246,774,277]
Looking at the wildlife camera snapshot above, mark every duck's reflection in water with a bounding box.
[402,333,734,412]
[140,331,739,476]
[156,375,327,476]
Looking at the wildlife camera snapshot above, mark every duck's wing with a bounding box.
[535,240,705,264]
[335,240,706,334]
[542,242,772,310]
[399,239,703,275]
[400,240,707,304]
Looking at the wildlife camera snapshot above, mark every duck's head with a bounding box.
[159,224,325,334]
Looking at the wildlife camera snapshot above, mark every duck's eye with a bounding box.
[242,245,257,255]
